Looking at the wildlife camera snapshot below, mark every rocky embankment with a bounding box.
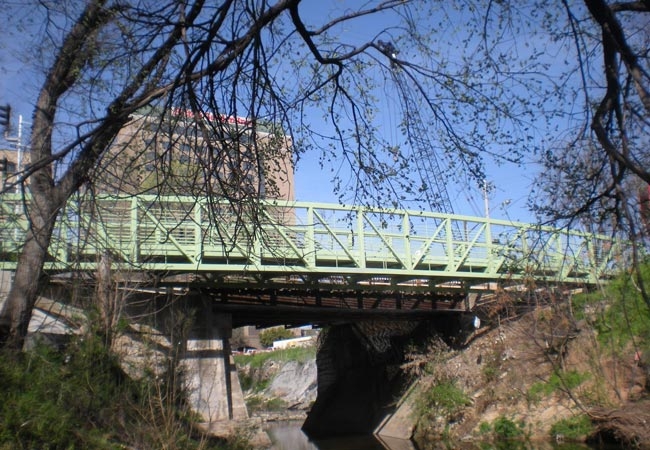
[236,352,318,422]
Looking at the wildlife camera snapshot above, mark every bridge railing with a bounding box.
[0,193,622,287]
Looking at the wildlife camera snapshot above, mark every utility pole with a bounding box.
[483,179,490,219]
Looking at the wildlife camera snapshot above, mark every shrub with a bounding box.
[0,335,234,450]
[0,338,123,449]
[492,416,525,439]
[478,421,492,435]
[527,370,589,402]
[550,414,593,441]
[417,380,471,422]
[243,395,286,413]
[572,263,650,356]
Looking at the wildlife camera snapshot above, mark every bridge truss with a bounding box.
[1,194,620,301]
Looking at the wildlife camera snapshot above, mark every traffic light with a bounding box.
[0,104,10,129]
[0,157,6,172]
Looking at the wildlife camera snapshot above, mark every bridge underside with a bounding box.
[42,267,479,328]
[196,287,469,328]
[109,282,470,328]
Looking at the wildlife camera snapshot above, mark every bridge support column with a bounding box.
[181,311,248,423]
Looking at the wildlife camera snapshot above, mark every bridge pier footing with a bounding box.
[181,310,248,423]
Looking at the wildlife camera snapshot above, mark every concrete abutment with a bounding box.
[302,314,470,440]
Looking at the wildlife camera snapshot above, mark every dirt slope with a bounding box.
[410,309,649,448]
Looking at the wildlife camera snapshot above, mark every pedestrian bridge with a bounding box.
[0,193,620,298]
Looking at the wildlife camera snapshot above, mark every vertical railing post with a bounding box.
[403,212,411,270]
[446,217,453,270]
[250,204,262,267]
[485,215,492,272]
[521,225,531,274]
[130,196,139,264]
[356,207,366,269]
[306,206,316,269]
[195,200,202,263]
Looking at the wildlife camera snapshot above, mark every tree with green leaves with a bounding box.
[1,0,649,347]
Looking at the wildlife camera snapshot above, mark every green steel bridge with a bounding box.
[0,193,621,319]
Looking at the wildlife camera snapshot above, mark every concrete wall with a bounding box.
[302,322,415,438]
[302,315,470,439]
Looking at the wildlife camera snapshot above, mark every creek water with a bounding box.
[265,421,415,450]
[264,421,615,450]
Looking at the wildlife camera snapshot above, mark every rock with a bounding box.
[265,359,317,409]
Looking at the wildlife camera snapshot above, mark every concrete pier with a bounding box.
[182,311,248,422]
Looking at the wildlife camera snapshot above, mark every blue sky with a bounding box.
[289,1,545,223]
[0,1,560,224]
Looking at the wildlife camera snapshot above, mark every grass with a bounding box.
[0,335,248,450]
[233,345,316,368]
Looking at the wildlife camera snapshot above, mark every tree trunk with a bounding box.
[0,196,58,348]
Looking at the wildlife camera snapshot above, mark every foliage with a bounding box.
[234,344,316,369]
[0,338,125,449]
[528,370,591,402]
[478,421,492,436]
[0,337,241,450]
[416,380,471,423]
[242,394,286,414]
[572,264,650,356]
[258,327,294,348]
[238,374,269,394]
[491,416,526,440]
[550,414,594,441]
[476,416,528,443]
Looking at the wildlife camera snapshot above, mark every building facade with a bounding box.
[97,108,294,202]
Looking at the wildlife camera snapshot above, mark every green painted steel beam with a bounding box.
[0,193,622,292]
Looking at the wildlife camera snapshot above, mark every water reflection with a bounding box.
[407,440,612,450]
[265,422,609,450]
[266,421,414,450]
[436,443,596,450]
